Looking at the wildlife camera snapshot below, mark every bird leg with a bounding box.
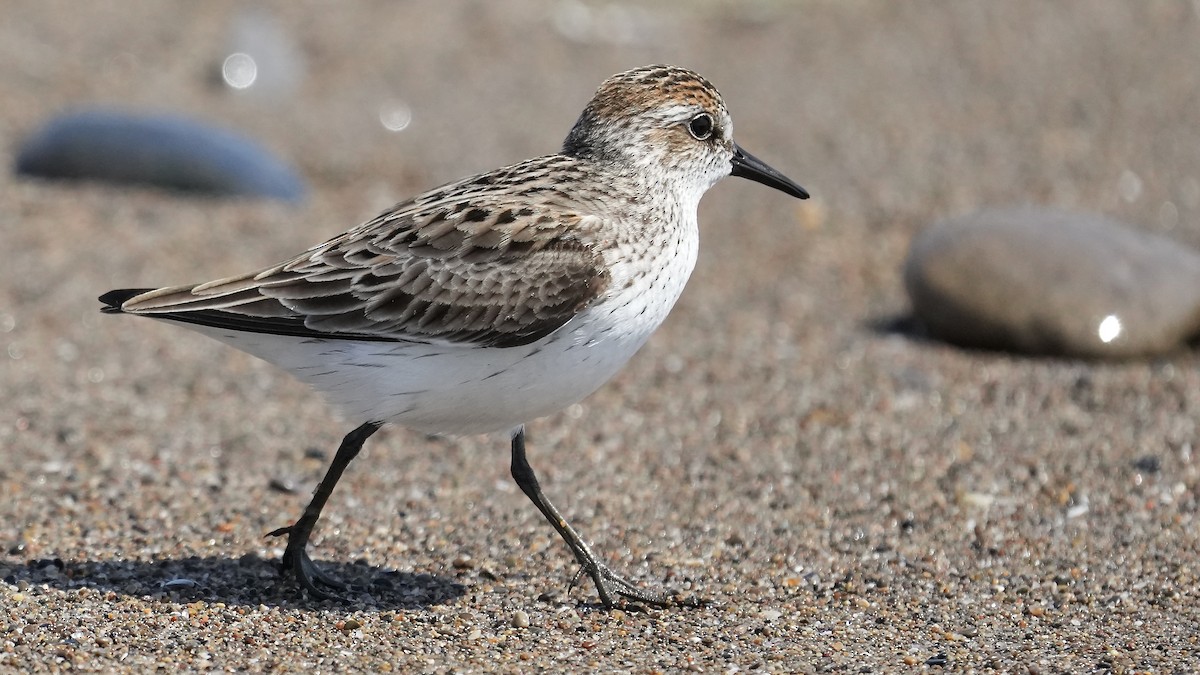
[267,421,381,599]
[509,425,694,608]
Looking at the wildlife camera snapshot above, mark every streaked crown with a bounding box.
[562,65,737,198]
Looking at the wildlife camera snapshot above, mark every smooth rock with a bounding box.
[15,109,306,202]
[904,207,1200,358]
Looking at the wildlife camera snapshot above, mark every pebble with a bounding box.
[904,207,1200,357]
[267,478,297,494]
[15,109,307,202]
[511,610,530,628]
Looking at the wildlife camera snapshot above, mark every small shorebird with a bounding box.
[101,64,808,607]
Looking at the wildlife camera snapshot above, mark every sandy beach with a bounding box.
[2,1,1198,671]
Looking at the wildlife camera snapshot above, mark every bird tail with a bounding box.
[98,288,153,314]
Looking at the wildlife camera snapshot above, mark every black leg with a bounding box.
[267,421,381,599]
[509,425,695,608]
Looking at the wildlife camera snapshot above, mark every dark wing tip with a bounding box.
[99,288,151,313]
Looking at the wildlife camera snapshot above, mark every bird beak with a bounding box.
[730,144,809,199]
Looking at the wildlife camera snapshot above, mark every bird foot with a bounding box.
[576,561,705,610]
[267,524,353,600]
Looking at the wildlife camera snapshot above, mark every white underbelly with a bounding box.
[175,217,699,435]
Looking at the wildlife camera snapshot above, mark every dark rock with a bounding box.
[15,109,306,202]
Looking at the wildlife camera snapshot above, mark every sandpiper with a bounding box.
[100,64,808,608]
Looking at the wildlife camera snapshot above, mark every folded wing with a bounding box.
[104,163,611,349]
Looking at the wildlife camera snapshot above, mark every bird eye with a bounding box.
[687,113,714,141]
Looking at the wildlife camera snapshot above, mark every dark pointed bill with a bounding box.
[730,144,809,199]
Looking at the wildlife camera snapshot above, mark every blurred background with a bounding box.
[6,1,1198,324]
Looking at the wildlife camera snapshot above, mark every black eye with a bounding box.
[687,113,714,140]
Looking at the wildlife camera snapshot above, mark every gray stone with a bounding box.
[15,109,307,202]
[904,207,1200,358]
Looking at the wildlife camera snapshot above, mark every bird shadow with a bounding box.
[2,553,466,610]
[867,311,1200,356]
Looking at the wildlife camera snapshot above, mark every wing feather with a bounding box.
[110,157,611,348]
